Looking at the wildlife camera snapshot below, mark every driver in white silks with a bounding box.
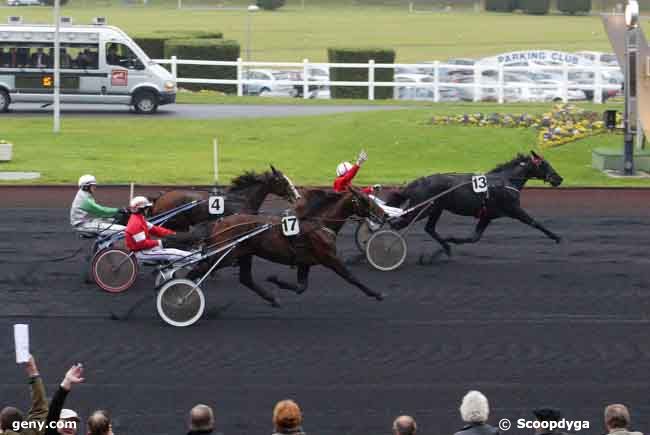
[333,149,404,219]
[124,196,202,265]
[70,174,126,236]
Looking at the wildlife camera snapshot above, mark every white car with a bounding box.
[393,73,460,102]
[6,0,42,6]
[243,69,299,97]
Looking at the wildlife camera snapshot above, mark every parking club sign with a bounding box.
[480,50,591,66]
[111,70,128,86]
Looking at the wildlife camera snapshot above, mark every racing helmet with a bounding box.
[336,161,353,177]
[78,174,97,188]
[129,196,153,210]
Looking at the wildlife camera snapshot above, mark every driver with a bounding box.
[125,196,200,265]
[333,150,403,218]
[70,174,125,236]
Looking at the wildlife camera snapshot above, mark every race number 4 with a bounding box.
[208,196,225,215]
[281,216,300,236]
[471,175,488,193]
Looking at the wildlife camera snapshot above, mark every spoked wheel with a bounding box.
[365,230,408,272]
[156,278,205,327]
[354,220,382,253]
[91,248,138,293]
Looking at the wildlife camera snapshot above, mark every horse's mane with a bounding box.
[229,171,272,192]
[488,154,529,173]
[299,190,343,218]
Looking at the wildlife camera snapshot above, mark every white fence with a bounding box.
[154,56,623,104]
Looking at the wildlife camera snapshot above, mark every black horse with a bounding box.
[385,151,564,264]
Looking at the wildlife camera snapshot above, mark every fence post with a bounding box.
[303,58,309,100]
[433,60,440,103]
[473,63,480,102]
[562,63,569,103]
[594,63,603,104]
[368,59,375,101]
[237,57,243,97]
[171,55,177,81]
[498,63,504,104]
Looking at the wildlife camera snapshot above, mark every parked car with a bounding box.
[575,51,619,67]
[243,69,299,97]
[6,0,42,6]
[393,73,460,102]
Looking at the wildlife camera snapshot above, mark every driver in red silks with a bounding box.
[333,149,374,194]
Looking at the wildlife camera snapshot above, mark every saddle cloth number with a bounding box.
[208,196,225,215]
[472,175,488,193]
[281,216,300,236]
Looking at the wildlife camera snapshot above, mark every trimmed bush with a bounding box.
[557,0,590,14]
[164,39,240,93]
[134,31,223,60]
[517,0,550,14]
[327,48,395,99]
[256,0,285,9]
[485,0,514,12]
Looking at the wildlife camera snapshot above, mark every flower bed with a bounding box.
[430,104,620,149]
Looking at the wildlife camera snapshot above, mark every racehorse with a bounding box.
[150,166,301,232]
[186,187,386,307]
[385,151,564,264]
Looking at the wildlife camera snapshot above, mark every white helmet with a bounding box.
[129,196,153,210]
[78,174,97,188]
[336,161,353,177]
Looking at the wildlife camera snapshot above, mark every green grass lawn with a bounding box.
[2,5,641,62]
[0,107,647,187]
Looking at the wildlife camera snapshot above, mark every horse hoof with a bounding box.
[418,254,433,266]
[374,293,385,301]
[554,237,562,244]
[270,299,282,308]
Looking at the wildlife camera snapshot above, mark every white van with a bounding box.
[0,19,176,113]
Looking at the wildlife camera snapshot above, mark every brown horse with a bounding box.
[186,187,386,307]
[150,166,300,232]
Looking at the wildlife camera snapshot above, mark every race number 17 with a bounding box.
[471,175,488,193]
[281,216,300,236]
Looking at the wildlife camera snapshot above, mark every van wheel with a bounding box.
[133,91,158,114]
[0,90,10,113]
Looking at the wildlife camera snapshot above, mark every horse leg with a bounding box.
[420,206,452,264]
[238,255,281,308]
[266,265,310,294]
[507,207,561,243]
[443,218,491,245]
[321,254,383,301]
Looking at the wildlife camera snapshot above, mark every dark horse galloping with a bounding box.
[385,151,563,264]
[186,187,385,307]
[150,166,300,232]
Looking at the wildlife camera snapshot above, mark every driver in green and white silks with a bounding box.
[70,174,126,236]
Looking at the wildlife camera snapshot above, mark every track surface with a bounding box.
[3,103,404,119]
[1,188,649,435]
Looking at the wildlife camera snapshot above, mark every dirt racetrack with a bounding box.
[1,187,649,435]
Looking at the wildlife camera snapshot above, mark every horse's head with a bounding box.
[269,165,301,203]
[527,151,563,187]
[348,186,386,222]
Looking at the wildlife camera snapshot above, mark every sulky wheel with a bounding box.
[354,220,382,253]
[156,278,205,327]
[91,248,138,293]
[365,230,408,272]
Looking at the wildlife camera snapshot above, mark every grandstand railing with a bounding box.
[154,56,623,103]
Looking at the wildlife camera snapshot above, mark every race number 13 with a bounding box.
[471,175,488,193]
[281,216,300,236]
[208,196,225,215]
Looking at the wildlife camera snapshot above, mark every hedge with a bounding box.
[557,0,590,14]
[256,0,285,9]
[134,30,223,61]
[516,0,550,14]
[164,39,240,93]
[327,48,395,99]
[485,0,514,12]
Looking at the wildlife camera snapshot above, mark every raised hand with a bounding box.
[61,363,85,391]
[357,149,368,166]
